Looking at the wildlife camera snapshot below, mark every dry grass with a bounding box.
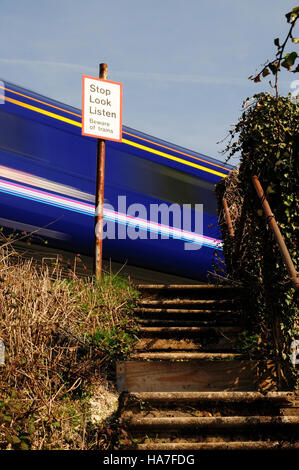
[0,241,139,449]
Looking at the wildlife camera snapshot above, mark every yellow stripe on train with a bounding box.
[1,94,227,178]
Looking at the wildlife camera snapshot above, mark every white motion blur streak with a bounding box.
[0,165,94,203]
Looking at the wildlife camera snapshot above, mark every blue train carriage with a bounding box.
[0,80,233,280]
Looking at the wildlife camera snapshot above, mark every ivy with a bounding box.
[216,93,298,389]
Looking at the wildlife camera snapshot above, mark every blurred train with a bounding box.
[0,80,233,280]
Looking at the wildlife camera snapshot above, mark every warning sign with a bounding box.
[82,75,122,142]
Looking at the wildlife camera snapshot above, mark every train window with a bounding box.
[107,150,217,215]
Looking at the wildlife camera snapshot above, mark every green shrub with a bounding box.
[216,93,298,389]
[0,391,35,450]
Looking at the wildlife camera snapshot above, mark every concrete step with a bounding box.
[136,307,239,314]
[139,299,237,307]
[137,318,239,327]
[135,338,237,352]
[135,307,240,317]
[136,283,242,292]
[135,441,299,450]
[124,391,295,405]
[120,415,299,431]
[129,351,242,360]
[135,307,237,313]
[137,325,241,331]
[137,284,243,291]
[137,318,239,328]
[135,308,242,326]
[135,326,241,351]
[136,284,245,299]
[119,414,299,446]
[118,391,299,450]
[137,325,241,335]
[120,391,297,419]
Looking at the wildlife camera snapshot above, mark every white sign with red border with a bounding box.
[82,75,122,142]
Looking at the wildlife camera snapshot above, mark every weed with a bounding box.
[236,330,260,355]
[0,242,139,449]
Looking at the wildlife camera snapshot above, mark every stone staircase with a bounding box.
[116,284,299,450]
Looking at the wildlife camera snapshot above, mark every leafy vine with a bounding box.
[216,6,299,389]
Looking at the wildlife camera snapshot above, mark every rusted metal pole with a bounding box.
[94,63,108,281]
[222,197,234,238]
[252,175,298,290]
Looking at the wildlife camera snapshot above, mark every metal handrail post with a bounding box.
[252,175,298,291]
[222,197,235,238]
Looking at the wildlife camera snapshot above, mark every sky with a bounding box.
[0,0,297,164]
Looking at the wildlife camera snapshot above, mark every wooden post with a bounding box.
[252,175,298,290]
[222,197,235,238]
[94,63,108,281]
